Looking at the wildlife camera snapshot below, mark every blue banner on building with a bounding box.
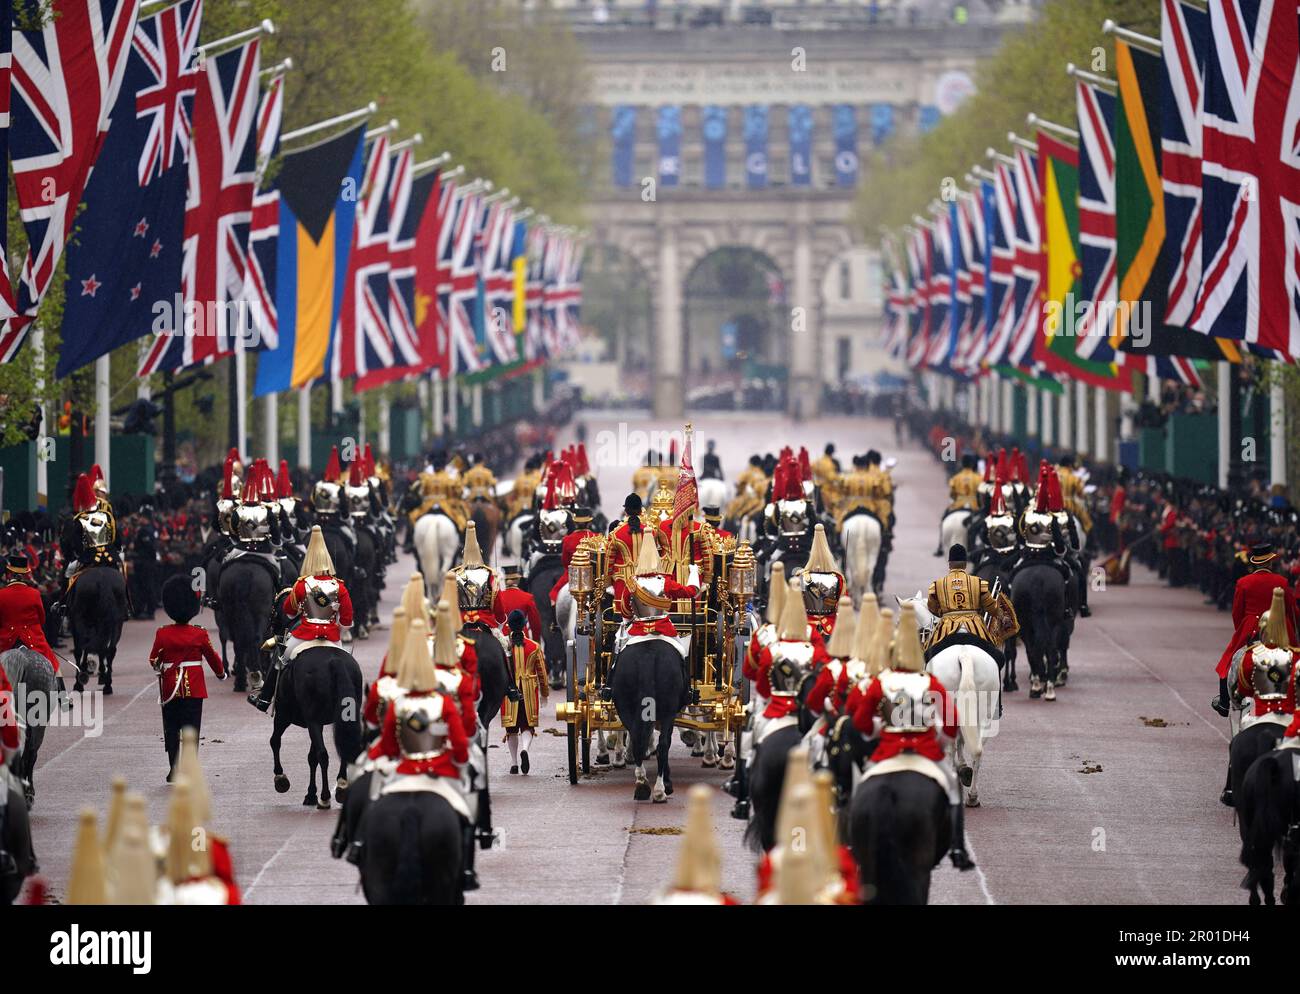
[918,105,942,134]
[703,105,727,188]
[744,105,769,189]
[611,105,637,188]
[870,103,895,145]
[833,104,858,187]
[789,104,813,186]
[657,106,681,188]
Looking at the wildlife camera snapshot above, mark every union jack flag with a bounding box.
[424,170,458,380]
[1076,80,1120,360]
[238,68,284,357]
[447,187,486,374]
[546,235,583,353]
[0,3,18,322]
[140,37,259,374]
[881,232,910,359]
[1161,0,1209,327]
[951,191,984,374]
[523,224,549,361]
[382,146,422,373]
[1005,146,1043,370]
[482,201,519,365]
[924,214,953,368]
[3,0,141,359]
[1190,0,1300,357]
[905,225,931,368]
[979,164,1020,367]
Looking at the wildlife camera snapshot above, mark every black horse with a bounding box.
[351,524,378,640]
[743,720,807,853]
[269,644,364,809]
[1230,721,1287,814]
[218,558,277,693]
[0,647,56,807]
[974,550,1019,691]
[68,566,127,694]
[320,524,357,620]
[611,638,685,802]
[1,781,36,905]
[848,770,951,905]
[357,791,463,904]
[1011,562,1067,698]
[525,553,566,687]
[1237,746,1299,906]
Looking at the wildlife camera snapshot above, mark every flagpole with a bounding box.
[365,119,399,140]
[234,344,248,461]
[196,20,275,60]
[1066,63,1116,90]
[265,393,278,466]
[1026,113,1080,143]
[260,57,293,79]
[95,356,111,490]
[413,153,452,177]
[1216,363,1231,488]
[378,391,391,459]
[1101,20,1161,56]
[431,374,444,439]
[985,147,1015,166]
[279,102,378,145]
[298,387,312,472]
[34,327,46,510]
[1007,132,1038,153]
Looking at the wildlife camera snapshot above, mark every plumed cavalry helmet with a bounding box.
[433,601,460,671]
[397,615,438,692]
[345,461,370,516]
[985,475,1018,553]
[635,524,664,575]
[381,606,409,679]
[452,523,494,612]
[313,446,345,514]
[73,473,98,514]
[853,593,879,662]
[440,572,463,632]
[1261,587,1292,649]
[800,525,842,616]
[891,602,926,674]
[825,596,856,657]
[167,779,212,885]
[401,571,429,626]
[867,607,894,679]
[765,560,787,625]
[300,525,336,578]
[778,577,809,643]
[657,783,724,902]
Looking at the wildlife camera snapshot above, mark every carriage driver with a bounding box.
[248,526,354,712]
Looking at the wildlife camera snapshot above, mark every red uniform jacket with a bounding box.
[613,573,699,637]
[441,663,478,739]
[1217,570,1297,678]
[149,624,225,700]
[658,517,705,566]
[0,666,19,768]
[0,580,59,670]
[284,575,354,641]
[851,672,956,763]
[805,659,851,718]
[756,638,831,718]
[1236,647,1298,716]
[371,690,469,777]
[363,674,398,730]
[496,584,543,638]
[549,529,598,604]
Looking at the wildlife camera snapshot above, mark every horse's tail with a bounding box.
[956,647,983,761]
[1240,753,1296,878]
[391,802,425,905]
[847,518,869,602]
[868,779,918,905]
[332,658,365,769]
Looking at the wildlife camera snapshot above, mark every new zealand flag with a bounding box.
[58,0,201,378]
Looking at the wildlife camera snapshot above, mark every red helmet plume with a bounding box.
[324,445,342,484]
[348,460,364,488]
[777,456,803,501]
[982,454,993,483]
[1016,450,1029,485]
[362,444,375,479]
[257,460,277,501]
[989,475,1007,516]
[1033,460,1052,513]
[1046,467,1065,513]
[575,443,590,477]
[996,447,1009,482]
[277,460,293,499]
[798,447,812,482]
[543,460,576,510]
[73,473,96,513]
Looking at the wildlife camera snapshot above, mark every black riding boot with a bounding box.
[949,802,975,870]
[1220,764,1234,808]
[0,803,17,880]
[249,664,279,712]
[330,809,350,859]
[729,757,750,820]
[462,823,479,891]
[1211,677,1230,718]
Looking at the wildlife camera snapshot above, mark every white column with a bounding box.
[655,218,685,419]
[297,386,312,471]
[357,392,367,448]
[331,378,343,416]
[789,218,818,418]
[264,393,278,466]
[533,368,545,411]
[1094,387,1110,463]
[1026,384,1038,436]
[1058,381,1073,452]
[1120,390,1138,441]
[136,339,152,401]
[1001,379,1014,432]
[378,391,391,458]
[1217,362,1231,488]
[34,327,46,507]
[1147,369,1161,403]
[1074,382,1089,455]
[1270,378,1286,490]
[448,375,459,432]
[966,383,978,425]
[432,374,444,438]
[471,383,483,427]
[95,355,111,488]
[1041,387,1054,446]
[234,347,248,460]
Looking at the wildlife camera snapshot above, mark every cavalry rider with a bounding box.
[970,472,1018,574]
[938,453,983,556]
[1215,542,1297,717]
[410,449,468,534]
[531,459,578,560]
[838,449,894,551]
[313,446,357,561]
[804,597,859,754]
[507,454,544,519]
[274,459,306,573]
[755,578,831,738]
[1015,463,1073,582]
[813,444,841,519]
[449,522,499,631]
[249,526,354,712]
[57,470,123,620]
[0,552,63,696]
[926,544,1000,652]
[548,505,599,609]
[1056,454,1093,532]
[729,561,789,817]
[612,524,703,710]
[502,608,549,775]
[1055,454,1093,617]
[462,452,498,505]
[796,524,845,640]
[725,455,768,523]
[849,601,975,871]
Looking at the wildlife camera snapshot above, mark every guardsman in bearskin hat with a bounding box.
[502,608,549,775]
[249,526,354,712]
[850,602,974,870]
[150,576,225,780]
[796,524,845,640]
[1214,542,1297,717]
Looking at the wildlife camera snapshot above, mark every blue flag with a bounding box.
[789,105,813,186]
[610,105,636,188]
[833,105,858,187]
[58,1,202,378]
[703,105,727,188]
[657,106,681,188]
[744,105,769,189]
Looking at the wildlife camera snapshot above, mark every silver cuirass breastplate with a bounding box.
[345,485,370,518]
[985,515,1017,552]
[632,574,668,620]
[879,670,934,734]
[457,566,494,612]
[395,695,448,760]
[1251,646,1294,701]
[801,571,841,613]
[769,640,814,696]
[775,499,809,538]
[81,511,112,549]
[537,508,569,548]
[313,481,341,515]
[235,504,270,542]
[1022,510,1053,550]
[302,576,340,621]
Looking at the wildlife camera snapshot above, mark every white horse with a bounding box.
[698,477,730,514]
[938,509,971,556]
[556,583,627,767]
[897,591,1001,808]
[413,511,459,600]
[839,512,882,605]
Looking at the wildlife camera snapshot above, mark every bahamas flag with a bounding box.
[254,123,366,395]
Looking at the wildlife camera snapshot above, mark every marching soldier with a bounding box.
[926,544,1000,650]
[249,526,353,712]
[1215,542,1297,716]
[850,602,974,870]
[502,609,549,775]
[149,576,226,781]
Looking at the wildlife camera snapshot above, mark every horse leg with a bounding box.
[312,724,331,809]
[702,731,718,768]
[270,711,291,793]
[652,721,674,803]
[594,729,609,766]
[612,730,626,768]
[303,724,322,807]
[631,724,651,801]
[1004,637,1019,691]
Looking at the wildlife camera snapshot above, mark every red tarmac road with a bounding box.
[20,414,1243,904]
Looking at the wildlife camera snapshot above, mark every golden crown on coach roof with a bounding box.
[765,561,787,625]
[399,615,438,693]
[1262,587,1291,648]
[778,577,808,642]
[854,593,880,663]
[382,606,409,679]
[825,596,856,657]
[892,602,926,674]
[868,606,894,679]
